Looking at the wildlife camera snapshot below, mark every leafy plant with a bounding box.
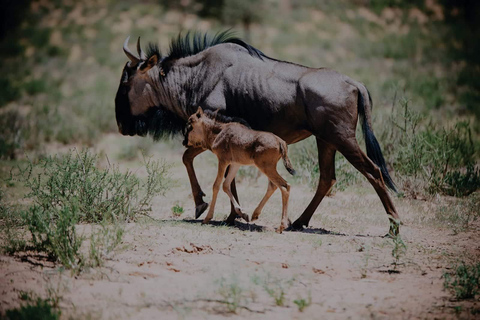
[6,149,170,269]
[216,276,245,313]
[171,204,184,217]
[383,99,480,197]
[391,231,407,270]
[5,293,61,320]
[444,262,480,300]
[435,192,480,234]
[0,110,24,160]
[253,273,294,307]
[293,293,311,312]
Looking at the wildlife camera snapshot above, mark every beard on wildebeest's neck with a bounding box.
[120,106,186,140]
[115,88,185,140]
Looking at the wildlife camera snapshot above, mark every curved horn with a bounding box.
[137,37,147,60]
[123,36,140,65]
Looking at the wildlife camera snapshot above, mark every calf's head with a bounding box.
[185,107,207,148]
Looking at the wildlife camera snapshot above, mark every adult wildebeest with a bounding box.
[185,107,296,233]
[115,31,400,235]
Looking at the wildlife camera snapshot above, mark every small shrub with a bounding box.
[435,192,480,233]
[5,297,60,320]
[216,276,245,313]
[254,273,294,307]
[24,204,82,268]
[0,186,27,254]
[391,233,407,270]
[293,294,311,312]
[0,78,21,107]
[171,204,184,217]
[444,262,480,300]
[24,79,48,96]
[441,165,480,197]
[0,110,25,160]
[383,99,480,197]
[7,149,170,269]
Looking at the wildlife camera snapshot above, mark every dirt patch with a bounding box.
[1,142,479,319]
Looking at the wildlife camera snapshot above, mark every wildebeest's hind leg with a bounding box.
[337,137,400,236]
[183,147,209,219]
[222,164,249,222]
[203,160,229,224]
[291,139,336,230]
[251,181,277,222]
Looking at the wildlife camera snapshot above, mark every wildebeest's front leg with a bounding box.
[182,146,209,218]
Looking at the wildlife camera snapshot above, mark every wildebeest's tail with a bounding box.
[279,141,296,176]
[356,85,397,192]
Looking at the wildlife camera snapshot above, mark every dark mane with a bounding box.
[204,109,251,128]
[146,30,264,63]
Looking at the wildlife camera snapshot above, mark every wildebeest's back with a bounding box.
[204,44,311,136]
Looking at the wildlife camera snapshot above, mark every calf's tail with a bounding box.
[279,141,296,176]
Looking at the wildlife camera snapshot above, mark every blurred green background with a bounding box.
[0,0,479,185]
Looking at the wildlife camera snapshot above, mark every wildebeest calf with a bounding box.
[185,107,296,233]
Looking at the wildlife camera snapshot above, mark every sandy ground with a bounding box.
[1,137,479,319]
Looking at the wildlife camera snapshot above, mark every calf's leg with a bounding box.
[202,160,229,224]
[225,168,241,226]
[222,163,249,222]
[261,166,291,233]
[251,180,277,221]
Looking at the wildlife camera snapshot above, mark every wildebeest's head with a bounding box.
[115,36,162,136]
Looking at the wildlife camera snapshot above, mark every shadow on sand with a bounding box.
[178,218,355,236]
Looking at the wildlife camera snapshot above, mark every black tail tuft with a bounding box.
[279,141,296,176]
[358,91,397,192]
[286,166,296,176]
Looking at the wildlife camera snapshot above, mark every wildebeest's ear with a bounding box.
[147,55,158,68]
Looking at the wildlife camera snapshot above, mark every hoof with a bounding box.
[234,208,249,223]
[388,219,400,237]
[201,218,211,225]
[289,220,306,231]
[275,226,285,234]
[195,202,209,219]
[225,215,236,226]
